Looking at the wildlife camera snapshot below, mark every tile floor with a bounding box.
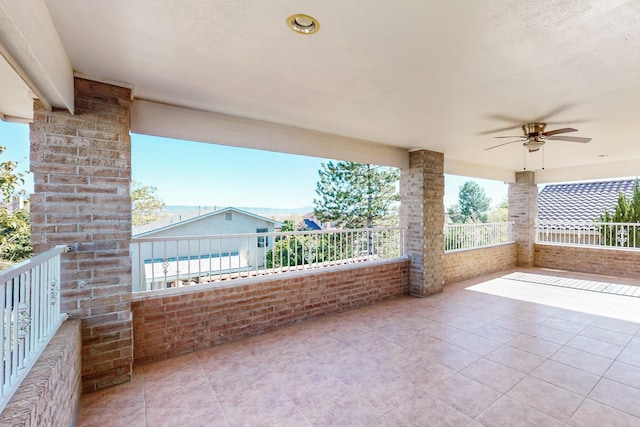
[77,268,640,426]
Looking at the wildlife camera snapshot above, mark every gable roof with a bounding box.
[538,179,637,222]
[132,207,281,237]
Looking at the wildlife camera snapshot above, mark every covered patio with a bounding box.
[77,269,640,426]
[2,1,640,425]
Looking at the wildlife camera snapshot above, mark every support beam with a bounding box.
[0,0,74,113]
[131,99,409,169]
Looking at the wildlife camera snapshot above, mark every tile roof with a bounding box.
[538,179,637,222]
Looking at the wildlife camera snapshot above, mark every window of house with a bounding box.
[225,212,232,221]
[257,228,268,247]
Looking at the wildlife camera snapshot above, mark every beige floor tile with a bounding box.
[604,360,640,389]
[566,335,623,359]
[525,324,575,345]
[589,378,640,417]
[491,316,537,333]
[591,317,639,335]
[616,346,640,368]
[472,323,520,344]
[551,346,614,376]
[369,394,471,427]
[475,396,564,427]
[486,345,545,374]
[76,404,147,427]
[579,325,633,346]
[508,335,561,358]
[541,317,588,334]
[429,373,502,418]
[531,359,600,396]
[460,357,525,393]
[568,399,640,427]
[506,376,584,423]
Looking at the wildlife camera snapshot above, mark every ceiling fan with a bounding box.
[485,123,592,152]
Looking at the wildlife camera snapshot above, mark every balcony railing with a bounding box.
[131,227,406,292]
[0,245,68,413]
[444,222,514,252]
[536,221,640,249]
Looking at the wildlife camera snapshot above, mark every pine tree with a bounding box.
[597,179,640,247]
[313,162,399,229]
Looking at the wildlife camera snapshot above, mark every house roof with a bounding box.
[3,2,640,183]
[303,218,322,231]
[132,207,282,237]
[538,179,637,222]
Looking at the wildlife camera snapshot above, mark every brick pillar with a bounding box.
[508,171,537,267]
[30,78,133,392]
[400,150,445,296]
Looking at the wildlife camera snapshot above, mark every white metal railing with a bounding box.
[0,245,68,413]
[444,222,514,252]
[131,227,406,292]
[536,221,640,249]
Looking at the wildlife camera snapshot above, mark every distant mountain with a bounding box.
[164,205,314,216]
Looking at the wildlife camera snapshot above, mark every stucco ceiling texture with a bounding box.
[37,1,640,178]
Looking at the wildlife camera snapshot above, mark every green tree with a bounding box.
[281,219,296,232]
[313,161,399,229]
[448,181,491,223]
[597,179,640,247]
[0,146,32,266]
[131,181,166,226]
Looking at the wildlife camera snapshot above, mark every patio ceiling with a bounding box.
[2,1,640,182]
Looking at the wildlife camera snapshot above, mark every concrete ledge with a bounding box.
[0,319,82,427]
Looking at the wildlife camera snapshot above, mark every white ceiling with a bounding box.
[3,1,640,182]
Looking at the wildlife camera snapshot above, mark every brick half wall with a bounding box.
[0,320,81,427]
[535,244,640,277]
[444,244,517,284]
[132,259,410,365]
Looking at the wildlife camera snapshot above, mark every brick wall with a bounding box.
[509,171,537,267]
[30,78,133,392]
[535,244,640,277]
[444,244,517,284]
[132,259,410,365]
[0,320,81,427]
[400,150,444,296]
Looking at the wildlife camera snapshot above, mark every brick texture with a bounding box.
[0,320,81,427]
[509,171,537,267]
[400,150,445,296]
[132,260,410,365]
[30,78,133,392]
[444,244,517,284]
[534,244,640,277]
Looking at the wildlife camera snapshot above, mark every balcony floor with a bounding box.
[77,268,640,426]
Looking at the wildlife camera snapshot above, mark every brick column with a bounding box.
[508,171,537,267]
[400,150,445,296]
[30,78,133,392]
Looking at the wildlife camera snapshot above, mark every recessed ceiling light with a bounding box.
[287,14,319,35]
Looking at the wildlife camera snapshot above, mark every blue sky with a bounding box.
[1,120,508,209]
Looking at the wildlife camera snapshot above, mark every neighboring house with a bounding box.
[538,179,637,222]
[131,207,282,290]
[302,212,335,230]
[303,218,322,231]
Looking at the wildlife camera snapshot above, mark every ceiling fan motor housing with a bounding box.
[522,122,546,136]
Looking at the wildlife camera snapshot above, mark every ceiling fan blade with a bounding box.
[485,140,521,151]
[547,135,592,143]
[494,135,524,139]
[478,124,522,135]
[542,127,577,137]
